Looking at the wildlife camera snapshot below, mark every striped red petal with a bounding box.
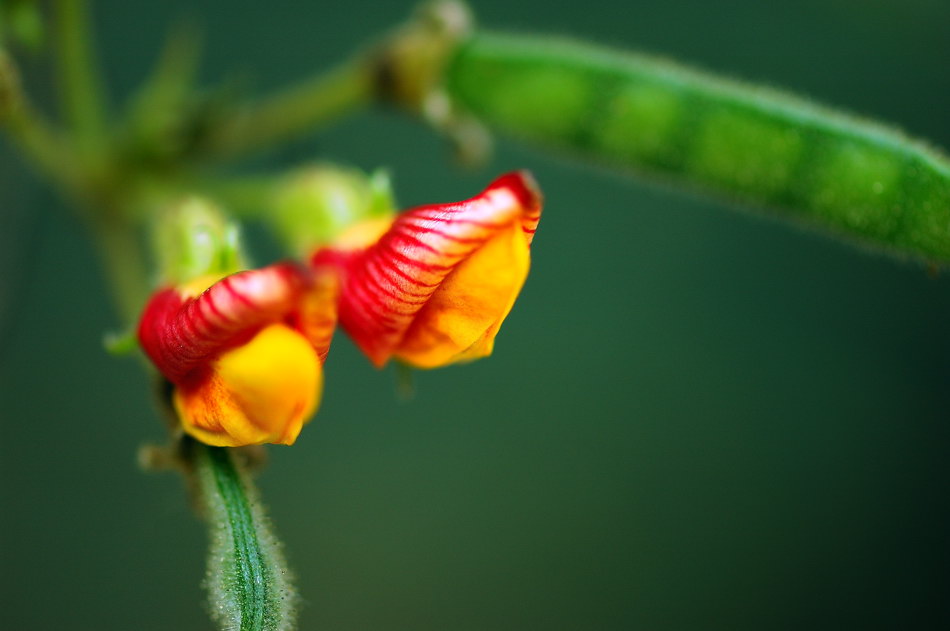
[289,263,340,363]
[315,171,542,367]
[137,261,313,384]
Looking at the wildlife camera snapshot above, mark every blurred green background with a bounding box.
[3,0,950,629]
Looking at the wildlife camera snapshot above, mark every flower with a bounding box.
[137,262,337,446]
[311,171,542,368]
[137,172,542,444]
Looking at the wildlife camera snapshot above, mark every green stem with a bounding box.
[200,57,375,160]
[192,442,297,631]
[445,32,950,264]
[191,173,282,219]
[91,216,149,325]
[53,0,107,153]
[0,49,81,191]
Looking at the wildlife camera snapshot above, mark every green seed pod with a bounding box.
[446,33,950,263]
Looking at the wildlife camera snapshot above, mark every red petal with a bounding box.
[326,171,542,366]
[138,262,311,383]
[290,264,340,363]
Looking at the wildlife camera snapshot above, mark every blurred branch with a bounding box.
[116,20,201,167]
[0,48,80,191]
[190,1,473,163]
[92,216,149,325]
[53,0,107,153]
[195,57,375,160]
[1,0,46,52]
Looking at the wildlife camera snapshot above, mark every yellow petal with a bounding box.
[173,323,321,446]
[395,223,530,368]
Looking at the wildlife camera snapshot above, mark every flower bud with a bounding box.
[151,196,242,285]
[272,165,396,254]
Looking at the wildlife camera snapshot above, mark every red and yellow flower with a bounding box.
[137,171,543,446]
[312,171,542,368]
[137,261,337,446]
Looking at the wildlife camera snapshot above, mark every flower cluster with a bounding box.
[138,172,543,446]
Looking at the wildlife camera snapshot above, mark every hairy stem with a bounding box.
[192,442,297,631]
[445,33,950,264]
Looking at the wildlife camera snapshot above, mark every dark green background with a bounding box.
[2,1,950,629]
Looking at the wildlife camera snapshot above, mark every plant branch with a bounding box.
[189,173,281,218]
[91,216,149,325]
[197,57,375,160]
[53,0,107,153]
[192,0,473,163]
[0,48,80,190]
